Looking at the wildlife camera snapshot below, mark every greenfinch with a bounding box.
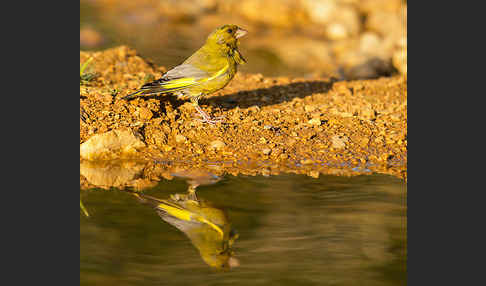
[123,24,248,124]
[133,191,239,270]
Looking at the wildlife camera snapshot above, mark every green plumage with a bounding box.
[124,24,247,124]
[133,191,239,270]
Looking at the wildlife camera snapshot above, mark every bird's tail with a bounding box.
[124,190,170,208]
[124,190,191,219]
[122,90,144,100]
[126,190,224,237]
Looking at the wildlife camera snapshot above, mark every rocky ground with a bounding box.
[80,46,406,190]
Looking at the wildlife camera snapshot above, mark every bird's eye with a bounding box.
[227,29,233,33]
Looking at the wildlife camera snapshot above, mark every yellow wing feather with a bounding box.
[157,202,193,221]
[161,63,229,89]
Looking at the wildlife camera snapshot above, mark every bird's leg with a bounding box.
[195,105,224,124]
[187,185,199,201]
[191,97,224,124]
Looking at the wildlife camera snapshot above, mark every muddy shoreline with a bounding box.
[80,46,406,189]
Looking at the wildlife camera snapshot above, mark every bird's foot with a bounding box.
[194,108,225,124]
[194,116,225,124]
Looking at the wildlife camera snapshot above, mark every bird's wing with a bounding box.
[156,212,199,232]
[153,198,225,237]
[137,64,208,95]
[153,199,194,222]
[137,63,228,95]
[165,63,210,80]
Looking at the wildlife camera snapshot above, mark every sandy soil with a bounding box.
[80,46,406,190]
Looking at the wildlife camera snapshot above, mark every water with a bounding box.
[80,173,406,285]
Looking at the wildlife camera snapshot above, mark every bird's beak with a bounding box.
[235,28,248,39]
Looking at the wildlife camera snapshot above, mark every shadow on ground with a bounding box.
[124,79,335,118]
[206,80,334,110]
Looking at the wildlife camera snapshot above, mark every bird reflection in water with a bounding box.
[80,160,239,270]
[132,186,240,271]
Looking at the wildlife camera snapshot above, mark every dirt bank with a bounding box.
[80,46,406,189]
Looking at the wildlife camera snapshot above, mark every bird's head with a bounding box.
[206,25,247,64]
[206,24,247,49]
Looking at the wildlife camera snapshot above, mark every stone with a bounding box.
[308,118,322,126]
[175,134,187,143]
[138,107,153,120]
[309,170,320,178]
[80,129,146,160]
[326,22,349,40]
[210,140,226,150]
[331,135,348,149]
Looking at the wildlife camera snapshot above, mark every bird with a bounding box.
[131,191,240,270]
[123,24,248,124]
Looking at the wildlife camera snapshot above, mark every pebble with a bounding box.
[210,140,226,150]
[308,118,322,126]
[138,107,153,120]
[326,22,348,40]
[163,145,173,152]
[304,105,316,113]
[331,135,348,149]
[301,159,314,165]
[309,171,319,178]
[175,135,187,143]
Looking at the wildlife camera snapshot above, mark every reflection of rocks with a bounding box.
[80,158,407,191]
[171,169,221,188]
[79,160,220,191]
[80,160,155,189]
[80,129,146,160]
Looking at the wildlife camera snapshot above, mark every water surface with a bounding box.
[80,173,406,285]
